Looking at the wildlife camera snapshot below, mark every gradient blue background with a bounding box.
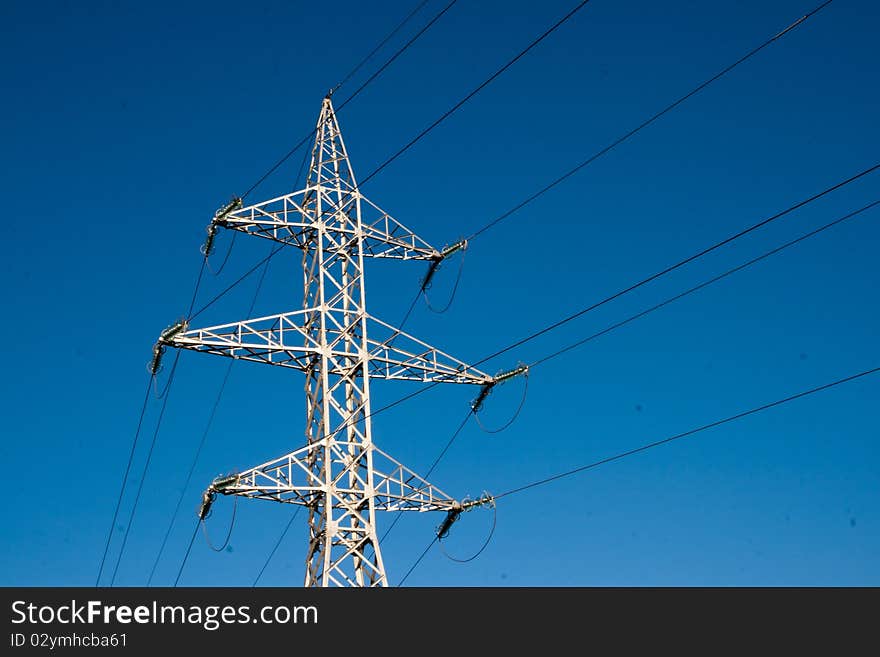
[1,0,877,587]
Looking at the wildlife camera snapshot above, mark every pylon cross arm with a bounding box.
[358,194,439,260]
[214,188,440,261]
[209,443,459,513]
[364,315,492,384]
[166,312,491,385]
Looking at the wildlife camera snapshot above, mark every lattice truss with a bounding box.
[163,96,491,587]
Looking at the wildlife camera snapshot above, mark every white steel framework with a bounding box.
[162,96,492,587]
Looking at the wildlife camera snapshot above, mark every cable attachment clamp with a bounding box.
[435,502,463,540]
[421,239,467,291]
[198,473,240,520]
[202,197,242,256]
[149,319,189,375]
[470,363,529,413]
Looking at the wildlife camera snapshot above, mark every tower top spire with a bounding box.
[307,94,356,192]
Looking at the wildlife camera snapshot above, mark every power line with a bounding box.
[109,350,181,586]
[378,411,473,547]
[186,0,839,359]
[189,245,284,321]
[331,0,432,96]
[336,0,459,113]
[386,197,880,561]
[146,362,232,585]
[162,0,848,586]
[360,0,835,375]
[240,0,457,200]
[399,363,880,583]
[162,147,314,586]
[473,162,880,368]
[95,379,152,586]
[262,162,880,466]
[464,0,836,242]
[494,364,880,501]
[186,257,208,317]
[251,188,879,585]
[398,535,438,586]
[394,288,423,337]
[97,226,213,586]
[173,520,200,587]
[307,0,838,373]
[359,0,594,186]
[320,180,880,575]
[253,509,301,586]
[528,199,880,369]
[148,250,275,586]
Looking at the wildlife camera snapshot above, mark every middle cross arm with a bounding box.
[166,311,492,385]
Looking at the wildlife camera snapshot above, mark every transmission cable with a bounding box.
[214,175,870,521]
[473,162,879,369]
[95,379,152,586]
[240,0,457,200]
[189,0,835,335]
[197,0,846,579]
[398,535,439,586]
[411,197,880,499]
[186,257,208,318]
[393,196,873,551]
[401,363,880,583]
[331,0,431,96]
[464,0,835,242]
[359,0,594,187]
[96,226,211,585]
[153,149,306,585]
[378,411,473,547]
[336,1,459,113]
[146,253,273,584]
[173,520,200,587]
[250,180,875,585]
[146,362,233,584]
[333,162,880,435]
[384,195,880,569]
[253,508,302,586]
[108,350,181,586]
[494,364,880,501]
[527,199,880,370]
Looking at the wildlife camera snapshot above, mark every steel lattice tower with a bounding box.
[158,96,495,586]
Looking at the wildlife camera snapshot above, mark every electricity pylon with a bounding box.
[158,95,495,587]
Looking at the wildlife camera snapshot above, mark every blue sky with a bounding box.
[1,0,877,587]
